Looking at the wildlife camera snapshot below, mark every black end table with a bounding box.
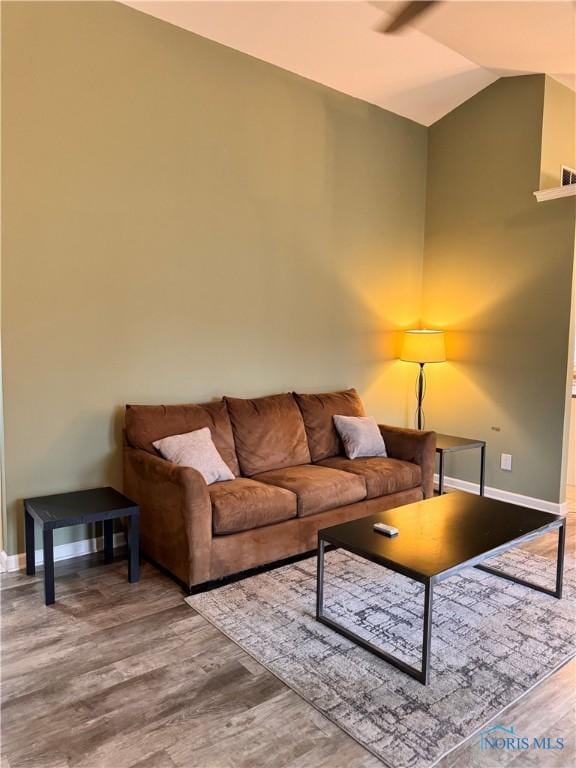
[436,433,486,495]
[24,487,140,605]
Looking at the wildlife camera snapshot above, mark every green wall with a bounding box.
[422,75,576,502]
[1,1,427,554]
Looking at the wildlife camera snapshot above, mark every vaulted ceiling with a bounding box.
[123,1,576,126]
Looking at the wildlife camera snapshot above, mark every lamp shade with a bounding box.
[401,329,446,364]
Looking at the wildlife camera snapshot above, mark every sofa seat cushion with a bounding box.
[317,456,421,500]
[225,393,311,476]
[293,389,365,462]
[253,464,366,518]
[210,478,297,535]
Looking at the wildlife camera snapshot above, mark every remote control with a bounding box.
[373,522,399,537]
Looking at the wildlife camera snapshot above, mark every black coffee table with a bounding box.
[24,487,140,605]
[316,491,565,685]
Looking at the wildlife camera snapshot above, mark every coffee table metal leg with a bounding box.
[316,536,325,618]
[421,580,433,685]
[43,529,55,605]
[555,520,566,599]
[128,514,140,583]
[25,507,36,576]
[316,539,433,684]
[475,521,565,599]
[479,445,486,496]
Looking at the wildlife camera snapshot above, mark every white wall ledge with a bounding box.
[533,184,576,202]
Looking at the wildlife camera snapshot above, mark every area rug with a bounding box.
[186,548,575,768]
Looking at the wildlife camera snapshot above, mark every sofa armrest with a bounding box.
[378,425,436,499]
[123,446,212,587]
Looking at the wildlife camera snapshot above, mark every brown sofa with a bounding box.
[123,389,435,590]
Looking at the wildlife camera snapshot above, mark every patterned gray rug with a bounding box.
[186,548,575,768]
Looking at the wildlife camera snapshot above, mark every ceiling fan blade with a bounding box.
[376,1,438,34]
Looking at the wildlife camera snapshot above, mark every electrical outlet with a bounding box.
[500,453,512,471]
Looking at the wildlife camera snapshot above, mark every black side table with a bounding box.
[436,434,486,496]
[24,487,140,605]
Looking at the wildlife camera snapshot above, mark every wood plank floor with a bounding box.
[2,488,575,768]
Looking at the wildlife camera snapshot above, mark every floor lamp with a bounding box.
[401,330,446,430]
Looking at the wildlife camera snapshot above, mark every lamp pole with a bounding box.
[417,362,425,430]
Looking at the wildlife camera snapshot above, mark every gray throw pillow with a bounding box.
[153,427,235,485]
[333,415,387,460]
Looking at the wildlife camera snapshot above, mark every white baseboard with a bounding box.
[434,473,568,515]
[0,532,125,574]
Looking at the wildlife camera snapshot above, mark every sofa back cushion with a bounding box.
[225,393,311,476]
[293,388,366,462]
[125,400,240,476]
